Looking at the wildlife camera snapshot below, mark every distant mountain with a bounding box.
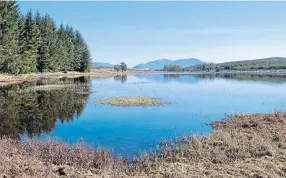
[134,58,203,70]
[92,62,114,68]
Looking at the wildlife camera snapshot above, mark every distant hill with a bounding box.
[134,58,203,70]
[92,62,114,68]
[189,57,286,71]
[218,57,286,65]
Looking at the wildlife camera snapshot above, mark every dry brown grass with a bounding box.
[0,138,127,178]
[2,112,286,177]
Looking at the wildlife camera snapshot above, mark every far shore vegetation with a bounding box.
[163,57,286,72]
[1,112,286,177]
[97,97,164,107]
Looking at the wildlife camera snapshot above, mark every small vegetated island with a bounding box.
[98,97,164,107]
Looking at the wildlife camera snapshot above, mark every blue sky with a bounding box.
[19,2,286,67]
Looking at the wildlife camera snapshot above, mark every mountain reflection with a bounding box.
[0,77,91,138]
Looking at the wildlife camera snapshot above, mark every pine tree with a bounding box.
[80,47,91,72]
[37,15,57,72]
[19,10,41,73]
[0,1,20,74]
[73,31,91,72]
[57,24,68,72]
[65,25,76,71]
[73,30,85,71]
[47,18,59,72]
[34,10,42,72]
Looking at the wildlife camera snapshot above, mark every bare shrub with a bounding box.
[24,138,116,170]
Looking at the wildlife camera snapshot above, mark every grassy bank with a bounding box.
[1,112,286,177]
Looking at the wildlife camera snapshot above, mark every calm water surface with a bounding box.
[1,73,286,156]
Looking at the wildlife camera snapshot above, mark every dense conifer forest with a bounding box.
[0,1,91,74]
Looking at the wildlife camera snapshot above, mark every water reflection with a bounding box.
[135,73,286,84]
[114,75,127,83]
[0,77,91,138]
[135,74,199,83]
[193,73,286,83]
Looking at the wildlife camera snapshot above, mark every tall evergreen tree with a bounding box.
[0,1,20,74]
[65,25,76,71]
[37,15,57,72]
[73,30,85,71]
[80,46,91,72]
[19,10,41,73]
[57,24,68,72]
[47,18,59,72]
[73,30,91,72]
[34,10,42,72]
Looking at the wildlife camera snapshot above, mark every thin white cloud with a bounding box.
[84,26,285,36]
[179,27,284,34]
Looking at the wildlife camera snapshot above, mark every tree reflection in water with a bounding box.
[114,75,127,84]
[0,77,91,138]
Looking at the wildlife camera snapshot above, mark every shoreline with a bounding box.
[1,68,286,86]
[195,69,286,76]
[1,111,286,177]
[0,68,155,86]
[160,69,286,76]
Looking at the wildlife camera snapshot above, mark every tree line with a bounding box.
[0,1,91,74]
[163,64,183,72]
[188,61,286,72]
[163,59,286,72]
